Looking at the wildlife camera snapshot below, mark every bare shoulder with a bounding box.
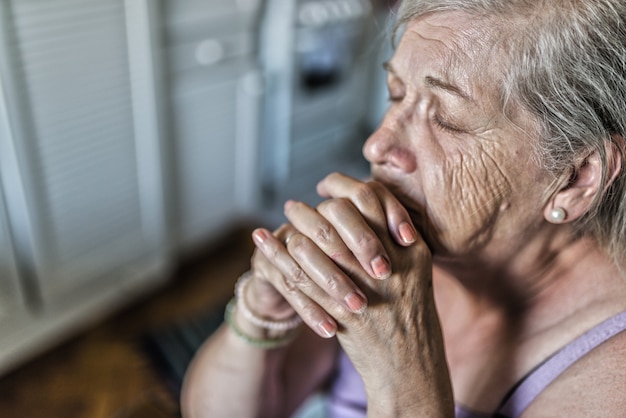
[523,329,626,417]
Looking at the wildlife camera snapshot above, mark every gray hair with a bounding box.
[395,0,626,265]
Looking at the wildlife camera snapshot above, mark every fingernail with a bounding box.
[252,229,268,244]
[371,255,391,279]
[398,222,416,244]
[345,291,367,314]
[318,320,336,338]
[284,200,294,211]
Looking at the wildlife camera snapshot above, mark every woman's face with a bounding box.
[364,13,553,259]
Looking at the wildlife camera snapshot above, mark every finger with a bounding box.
[270,222,369,312]
[249,249,298,316]
[282,200,366,277]
[252,228,338,338]
[285,199,392,280]
[317,172,418,246]
[285,231,368,315]
[270,224,300,253]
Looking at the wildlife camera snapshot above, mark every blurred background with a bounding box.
[0,0,396,416]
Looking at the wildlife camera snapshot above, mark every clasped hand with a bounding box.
[246,173,446,393]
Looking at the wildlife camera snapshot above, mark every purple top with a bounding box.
[326,310,626,418]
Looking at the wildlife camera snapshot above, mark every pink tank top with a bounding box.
[327,310,626,418]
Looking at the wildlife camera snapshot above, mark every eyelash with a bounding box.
[433,116,464,134]
[386,95,465,134]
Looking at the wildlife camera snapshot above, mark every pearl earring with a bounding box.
[550,207,567,222]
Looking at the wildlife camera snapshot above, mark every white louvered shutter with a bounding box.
[0,0,167,304]
[0,185,23,322]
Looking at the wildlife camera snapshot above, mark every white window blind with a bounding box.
[6,0,148,296]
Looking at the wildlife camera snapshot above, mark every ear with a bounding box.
[544,136,623,224]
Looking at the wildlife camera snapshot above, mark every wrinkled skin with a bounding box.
[369,14,552,262]
[246,12,557,416]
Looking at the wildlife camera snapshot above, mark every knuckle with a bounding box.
[322,273,342,293]
[268,244,281,259]
[353,183,377,205]
[313,221,333,245]
[288,265,306,284]
[354,232,379,254]
[282,274,298,292]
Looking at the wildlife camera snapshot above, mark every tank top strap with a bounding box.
[495,310,626,418]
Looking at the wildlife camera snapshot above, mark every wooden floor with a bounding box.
[0,227,256,418]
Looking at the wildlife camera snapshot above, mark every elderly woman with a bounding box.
[181,0,626,417]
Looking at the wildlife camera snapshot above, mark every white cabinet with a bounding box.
[259,0,374,208]
[0,0,265,375]
[0,0,170,373]
[161,0,262,249]
[0,182,25,330]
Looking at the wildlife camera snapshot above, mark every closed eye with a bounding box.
[433,115,465,134]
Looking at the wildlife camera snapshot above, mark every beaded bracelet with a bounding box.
[234,271,302,331]
[224,299,299,349]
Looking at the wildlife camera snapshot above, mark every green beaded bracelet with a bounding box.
[224,299,299,349]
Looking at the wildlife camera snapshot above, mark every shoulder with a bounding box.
[522,329,626,417]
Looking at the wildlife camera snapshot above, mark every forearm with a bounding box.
[343,297,455,418]
[364,365,455,418]
[180,307,293,418]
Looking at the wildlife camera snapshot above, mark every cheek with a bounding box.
[426,145,514,252]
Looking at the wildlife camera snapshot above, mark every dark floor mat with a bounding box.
[141,302,227,396]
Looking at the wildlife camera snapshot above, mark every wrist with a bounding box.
[225,299,299,349]
[223,272,302,349]
[238,271,299,323]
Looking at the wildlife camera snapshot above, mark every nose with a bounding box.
[362,124,417,173]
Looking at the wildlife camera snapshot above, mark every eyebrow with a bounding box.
[425,76,474,103]
[383,61,474,103]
